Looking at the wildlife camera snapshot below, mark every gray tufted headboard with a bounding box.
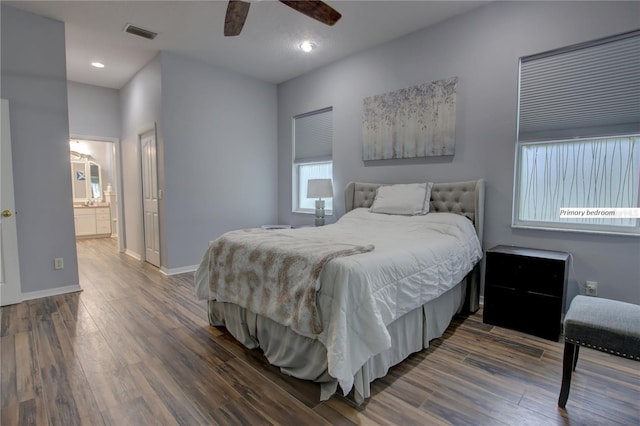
[344,179,485,243]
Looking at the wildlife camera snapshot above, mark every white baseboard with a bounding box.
[160,264,198,276]
[21,284,82,302]
[125,249,141,261]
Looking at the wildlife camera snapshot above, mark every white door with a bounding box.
[1,99,21,306]
[141,128,160,267]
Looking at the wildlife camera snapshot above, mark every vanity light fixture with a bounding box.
[91,62,105,68]
[299,40,316,53]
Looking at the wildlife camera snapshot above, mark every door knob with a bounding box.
[2,210,12,217]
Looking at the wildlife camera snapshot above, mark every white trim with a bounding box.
[479,295,484,307]
[136,123,157,264]
[137,122,162,267]
[293,209,334,216]
[1,99,22,307]
[21,285,82,302]
[517,134,640,146]
[114,138,125,253]
[136,123,157,139]
[160,264,199,276]
[125,249,142,261]
[512,223,640,237]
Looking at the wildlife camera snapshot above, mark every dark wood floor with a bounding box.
[1,238,638,425]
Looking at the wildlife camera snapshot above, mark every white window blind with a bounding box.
[518,30,640,142]
[293,107,333,213]
[514,30,640,235]
[294,107,333,163]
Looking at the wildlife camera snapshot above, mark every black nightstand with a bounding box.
[483,245,570,341]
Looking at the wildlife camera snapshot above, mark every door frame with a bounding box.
[70,134,125,253]
[137,123,161,266]
[1,98,22,306]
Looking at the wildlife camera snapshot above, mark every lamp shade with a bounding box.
[307,179,333,198]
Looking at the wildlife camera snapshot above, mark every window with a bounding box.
[293,107,333,213]
[297,161,333,211]
[513,30,640,235]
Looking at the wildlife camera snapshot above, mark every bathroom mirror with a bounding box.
[71,161,88,200]
[90,163,101,199]
[70,154,102,202]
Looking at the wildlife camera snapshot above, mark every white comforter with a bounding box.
[194,208,482,398]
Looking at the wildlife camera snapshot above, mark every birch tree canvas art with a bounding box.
[362,77,457,160]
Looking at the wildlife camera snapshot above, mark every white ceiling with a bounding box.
[6,1,486,89]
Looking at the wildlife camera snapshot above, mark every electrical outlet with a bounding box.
[54,257,64,270]
[585,281,598,296]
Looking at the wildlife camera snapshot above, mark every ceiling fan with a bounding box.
[224,0,342,37]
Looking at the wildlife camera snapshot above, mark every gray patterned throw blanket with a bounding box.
[206,228,374,335]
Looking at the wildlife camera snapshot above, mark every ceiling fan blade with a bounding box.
[224,0,251,36]
[279,1,342,26]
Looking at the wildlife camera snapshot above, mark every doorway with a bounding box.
[139,127,160,267]
[1,99,21,306]
[69,137,124,253]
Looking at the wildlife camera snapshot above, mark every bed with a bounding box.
[194,179,485,404]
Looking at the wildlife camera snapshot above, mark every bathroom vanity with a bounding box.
[73,205,111,238]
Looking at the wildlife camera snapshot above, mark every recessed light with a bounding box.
[299,41,315,53]
[91,62,105,68]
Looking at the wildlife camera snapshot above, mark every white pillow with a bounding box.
[370,182,433,215]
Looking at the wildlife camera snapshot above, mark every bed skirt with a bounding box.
[208,283,463,404]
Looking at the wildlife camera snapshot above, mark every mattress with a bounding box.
[195,208,482,399]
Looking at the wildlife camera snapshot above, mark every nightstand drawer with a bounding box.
[486,252,565,297]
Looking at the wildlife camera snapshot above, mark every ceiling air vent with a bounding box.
[123,24,157,40]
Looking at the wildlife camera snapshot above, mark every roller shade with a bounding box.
[518,30,640,142]
[294,107,332,163]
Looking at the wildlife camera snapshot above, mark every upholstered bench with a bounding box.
[558,295,640,407]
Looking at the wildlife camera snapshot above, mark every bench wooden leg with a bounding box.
[572,345,579,371]
[558,341,577,407]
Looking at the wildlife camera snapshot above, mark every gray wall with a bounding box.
[68,50,279,273]
[119,55,163,260]
[1,6,79,294]
[277,1,640,304]
[67,82,121,194]
[160,52,278,269]
[67,81,120,140]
